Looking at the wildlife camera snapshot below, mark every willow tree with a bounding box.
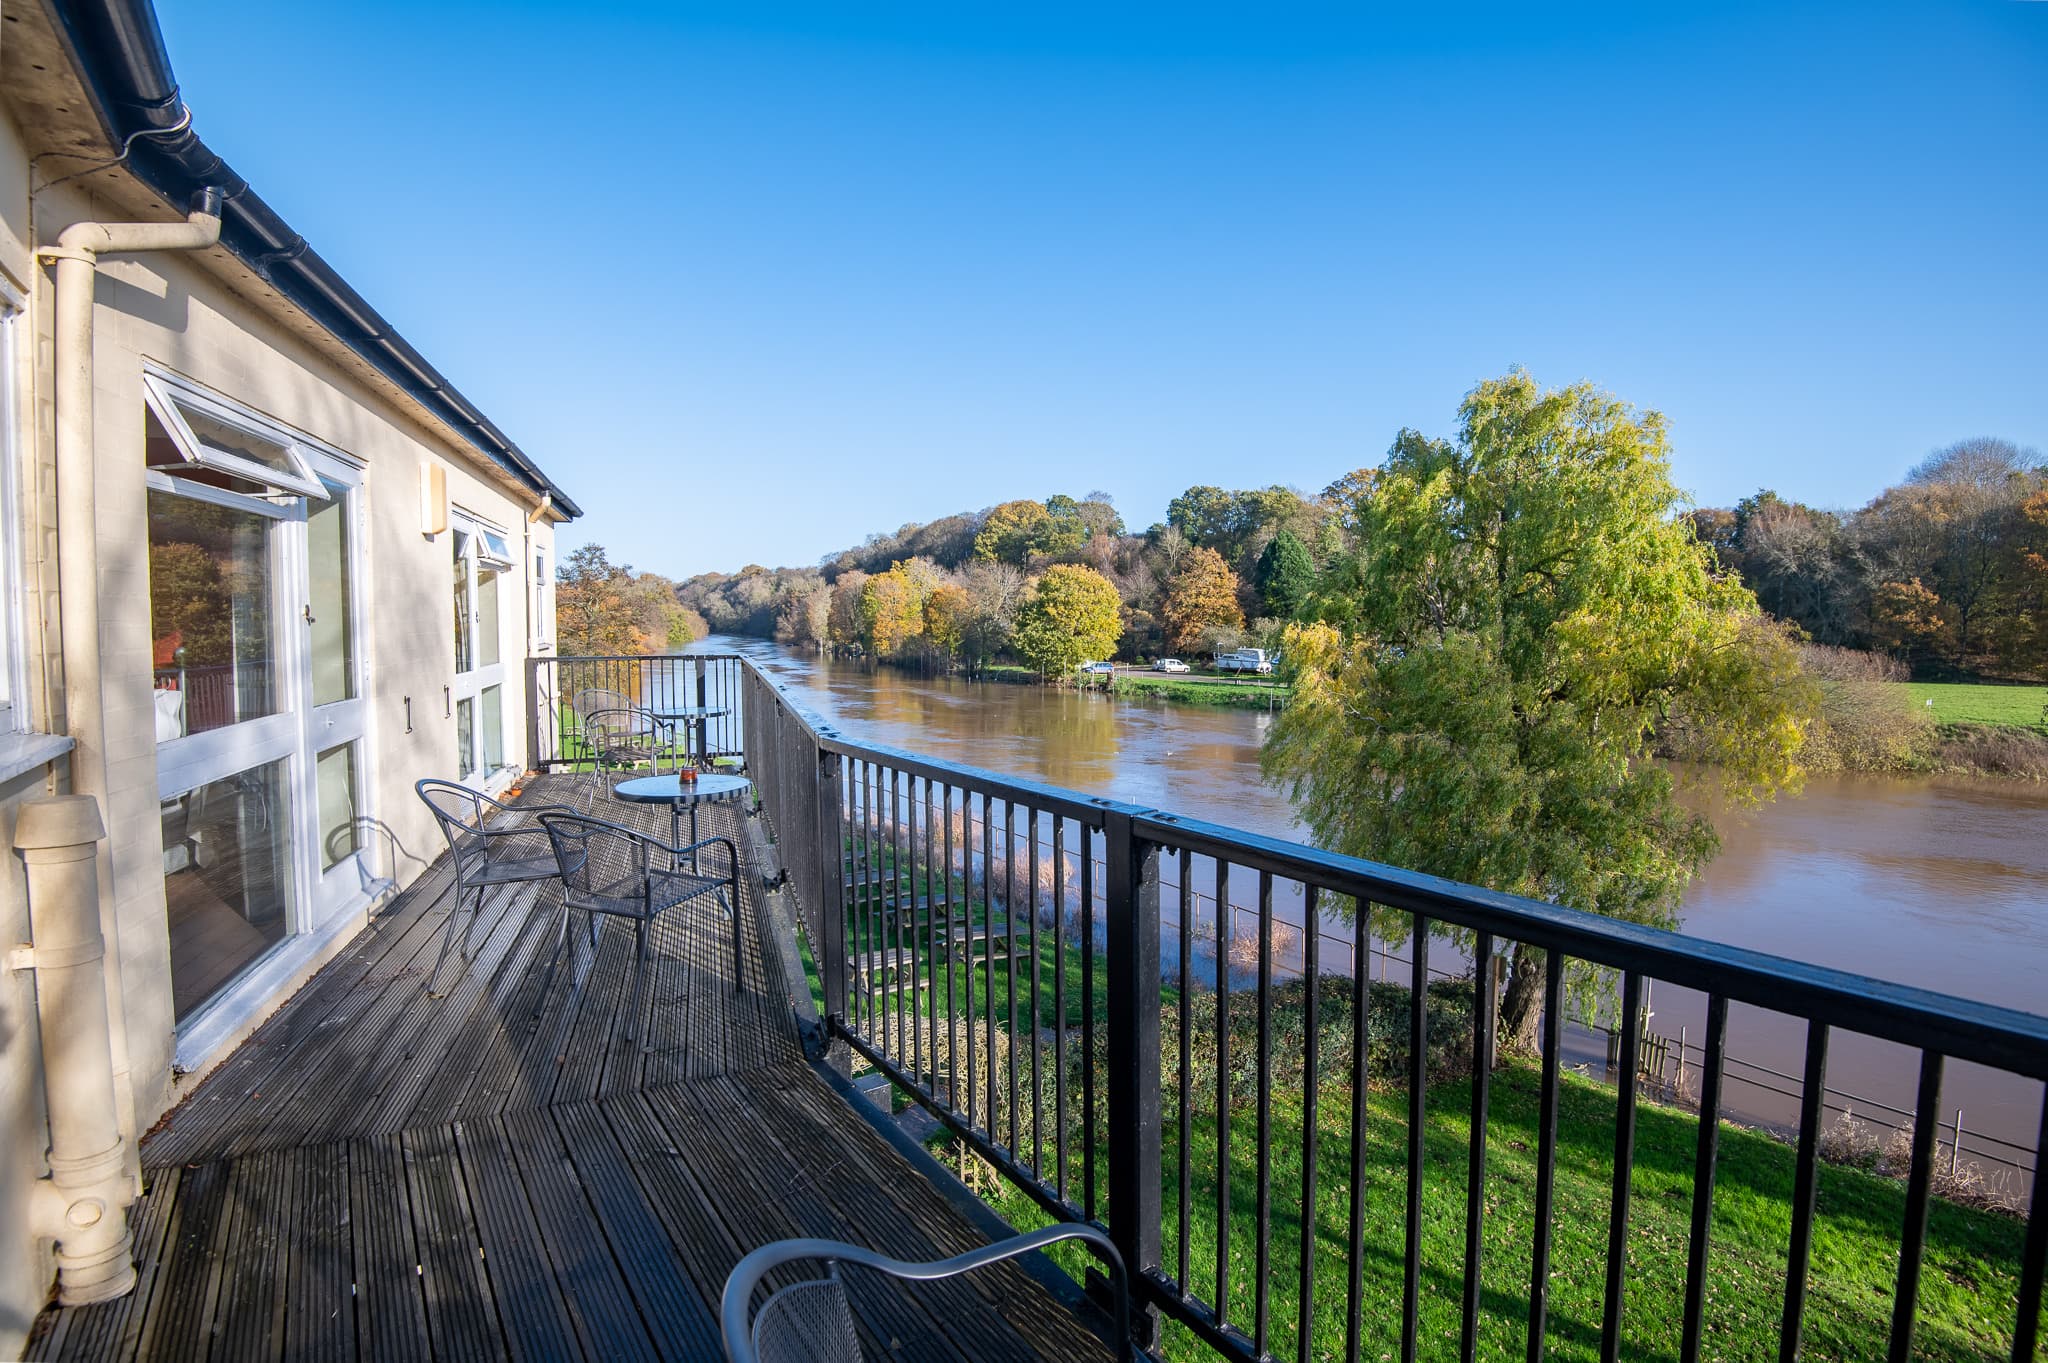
[1262,372,1813,1050]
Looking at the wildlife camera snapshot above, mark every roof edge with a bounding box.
[45,0,582,519]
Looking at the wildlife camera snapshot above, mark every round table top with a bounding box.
[649,706,730,720]
[612,772,750,805]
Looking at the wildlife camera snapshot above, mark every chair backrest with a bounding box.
[748,1269,862,1363]
[417,779,493,871]
[570,687,632,725]
[536,811,646,902]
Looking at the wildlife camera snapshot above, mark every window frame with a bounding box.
[0,279,29,731]
[143,368,330,501]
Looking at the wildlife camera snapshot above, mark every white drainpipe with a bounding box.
[36,188,223,1192]
[13,796,132,1304]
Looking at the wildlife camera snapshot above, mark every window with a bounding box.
[143,372,327,499]
[148,476,281,739]
[145,370,373,1039]
[451,511,512,785]
[532,546,551,647]
[0,282,27,729]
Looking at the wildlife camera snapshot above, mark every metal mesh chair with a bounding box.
[416,779,574,996]
[720,1224,1132,1363]
[580,706,684,808]
[534,811,741,1042]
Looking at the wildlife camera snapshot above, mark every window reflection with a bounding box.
[162,760,290,1022]
[149,488,276,739]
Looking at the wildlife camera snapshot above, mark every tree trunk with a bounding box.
[1497,943,1548,1055]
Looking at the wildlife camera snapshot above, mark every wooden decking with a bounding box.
[27,774,1121,1363]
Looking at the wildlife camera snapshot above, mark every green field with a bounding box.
[803,861,2030,1363]
[1903,682,2048,733]
[982,1062,2029,1363]
[1109,672,1290,709]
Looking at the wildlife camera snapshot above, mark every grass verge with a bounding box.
[1110,673,1291,709]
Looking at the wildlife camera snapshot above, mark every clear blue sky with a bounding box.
[158,1,2046,578]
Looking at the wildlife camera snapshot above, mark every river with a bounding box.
[698,635,2048,1185]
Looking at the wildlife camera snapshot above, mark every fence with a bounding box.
[524,653,748,771]
[544,654,2048,1363]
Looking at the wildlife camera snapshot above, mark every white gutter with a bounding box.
[36,187,223,1183]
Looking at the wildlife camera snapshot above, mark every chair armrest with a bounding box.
[720,1223,1130,1363]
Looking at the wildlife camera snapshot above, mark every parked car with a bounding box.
[1213,648,1275,674]
[1152,658,1190,673]
[1079,661,1115,675]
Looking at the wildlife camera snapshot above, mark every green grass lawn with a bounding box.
[1903,682,2048,734]
[1110,673,1291,709]
[979,1061,2031,1363]
[818,847,2033,1361]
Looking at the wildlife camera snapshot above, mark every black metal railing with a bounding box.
[525,653,748,770]
[545,655,2048,1363]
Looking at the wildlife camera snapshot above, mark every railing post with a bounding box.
[524,656,545,771]
[1104,808,1161,1345]
[817,746,850,1074]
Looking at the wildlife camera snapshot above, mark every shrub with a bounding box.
[1936,723,2048,779]
[1797,645,1937,772]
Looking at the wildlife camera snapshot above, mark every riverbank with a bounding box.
[1107,672,1289,708]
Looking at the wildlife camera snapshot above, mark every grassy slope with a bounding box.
[983,1062,2030,1363]
[824,874,2031,1363]
[1905,682,2048,734]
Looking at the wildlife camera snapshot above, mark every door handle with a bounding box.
[303,604,316,625]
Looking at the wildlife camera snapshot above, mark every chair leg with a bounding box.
[461,884,491,958]
[626,918,649,1046]
[729,873,743,994]
[424,879,471,996]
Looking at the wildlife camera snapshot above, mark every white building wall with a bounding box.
[0,99,562,1351]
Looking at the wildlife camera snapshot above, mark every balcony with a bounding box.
[26,763,1124,1362]
[28,652,2048,1363]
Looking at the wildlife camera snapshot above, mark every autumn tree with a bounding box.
[555,544,643,655]
[973,499,1056,564]
[1254,529,1316,620]
[825,570,869,650]
[858,564,925,656]
[1014,565,1123,675]
[1161,547,1245,652]
[1262,372,1813,1051]
[924,583,972,663]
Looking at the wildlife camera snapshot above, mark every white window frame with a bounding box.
[451,508,514,788]
[0,279,30,732]
[143,368,329,500]
[147,375,379,1065]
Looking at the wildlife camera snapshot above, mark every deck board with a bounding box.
[29,773,1119,1363]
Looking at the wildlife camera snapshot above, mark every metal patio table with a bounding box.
[611,771,750,883]
[650,705,730,763]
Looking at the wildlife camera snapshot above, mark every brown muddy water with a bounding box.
[704,637,2048,1188]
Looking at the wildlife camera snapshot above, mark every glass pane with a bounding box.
[317,744,359,871]
[308,483,354,706]
[478,565,501,667]
[481,685,504,771]
[452,531,473,673]
[162,758,291,1022]
[149,489,277,739]
[480,529,512,564]
[174,398,300,476]
[457,697,476,780]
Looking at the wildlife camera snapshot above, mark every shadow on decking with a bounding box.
[27,774,1121,1363]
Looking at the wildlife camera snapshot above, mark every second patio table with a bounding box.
[649,705,729,763]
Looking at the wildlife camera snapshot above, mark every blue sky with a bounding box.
[158,1,2046,577]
